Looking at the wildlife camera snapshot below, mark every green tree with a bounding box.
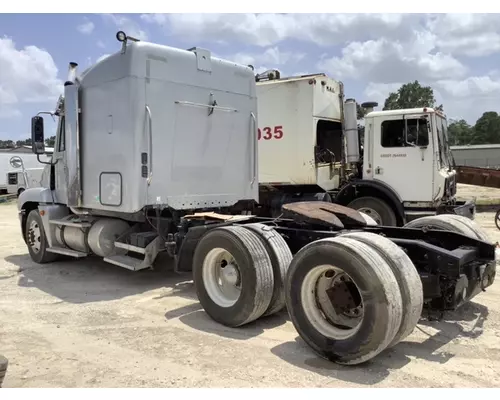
[448,119,474,145]
[471,111,500,145]
[45,136,56,147]
[15,138,31,147]
[0,140,15,149]
[383,80,443,111]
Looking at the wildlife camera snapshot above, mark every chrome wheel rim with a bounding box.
[301,264,364,340]
[202,248,242,307]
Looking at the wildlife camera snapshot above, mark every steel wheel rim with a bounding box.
[301,264,364,340]
[202,247,242,307]
[357,207,383,225]
[27,219,42,253]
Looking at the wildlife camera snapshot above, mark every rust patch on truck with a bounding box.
[282,201,367,229]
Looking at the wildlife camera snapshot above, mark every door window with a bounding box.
[381,118,429,148]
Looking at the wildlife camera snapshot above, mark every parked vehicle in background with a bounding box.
[1,148,52,195]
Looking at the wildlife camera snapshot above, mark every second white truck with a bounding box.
[251,71,472,226]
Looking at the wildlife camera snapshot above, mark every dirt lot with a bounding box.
[457,183,500,205]
[1,191,500,388]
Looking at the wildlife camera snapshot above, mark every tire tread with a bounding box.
[242,223,293,316]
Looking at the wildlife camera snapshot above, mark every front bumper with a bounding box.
[436,199,476,220]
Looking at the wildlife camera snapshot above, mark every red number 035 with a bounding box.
[257,126,283,140]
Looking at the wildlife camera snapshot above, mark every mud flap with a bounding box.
[437,199,476,220]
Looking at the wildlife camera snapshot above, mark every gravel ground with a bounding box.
[457,183,500,205]
[1,196,500,388]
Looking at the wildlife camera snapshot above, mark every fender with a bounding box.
[335,179,406,225]
[17,187,55,243]
[18,187,54,211]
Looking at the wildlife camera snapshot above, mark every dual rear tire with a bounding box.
[193,223,423,365]
[285,232,422,365]
[192,224,292,327]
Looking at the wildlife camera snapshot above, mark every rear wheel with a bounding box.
[193,226,275,327]
[339,232,423,347]
[347,196,397,226]
[25,209,58,264]
[285,236,403,365]
[241,223,293,316]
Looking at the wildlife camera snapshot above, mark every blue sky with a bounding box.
[1,13,500,140]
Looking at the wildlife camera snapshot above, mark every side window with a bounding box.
[381,118,429,148]
[406,118,429,147]
[381,119,405,148]
[58,116,66,152]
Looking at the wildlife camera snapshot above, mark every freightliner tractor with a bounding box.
[18,32,496,366]
[250,69,473,226]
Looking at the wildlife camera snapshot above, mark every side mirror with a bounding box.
[31,116,45,155]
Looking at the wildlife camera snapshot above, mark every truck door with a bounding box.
[371,113,434,202]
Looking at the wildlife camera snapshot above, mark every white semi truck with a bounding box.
[17,32,496,366]
[252,71,473,226]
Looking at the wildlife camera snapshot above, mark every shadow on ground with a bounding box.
[167,298,490,385]
[5,253,196,304]
[269,301,490,385]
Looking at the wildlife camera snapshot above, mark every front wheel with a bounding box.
[25,209,58,264]
[347,196,397,226]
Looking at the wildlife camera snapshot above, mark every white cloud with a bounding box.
[434,76,500,122]
[0,36,63,119]
[142,13,500,61]
[317,35,467,83]
[77,19,95,35]
[436,76,500,98]
[362,82,402,108]
[227,47,305,69]
[97,40,106,49]
[101,14,148,41]
[427,14,500,57]
[141,13,418,47]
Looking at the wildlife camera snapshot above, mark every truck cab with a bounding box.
[361,107,461,222]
